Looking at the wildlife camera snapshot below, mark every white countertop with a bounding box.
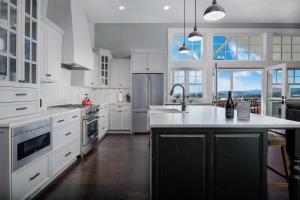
[149,105,300,129]
[0,108,81,128]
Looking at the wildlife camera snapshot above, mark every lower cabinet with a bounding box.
[156,134,206,200]
[52,138,80,176]
[151,129,267,200]
[12,153,51,200]
[109,104,131,131]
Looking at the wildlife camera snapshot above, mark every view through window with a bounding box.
[217,70,263,113]
[288,69,300,98]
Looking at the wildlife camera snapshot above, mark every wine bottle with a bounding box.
[225,91,234,119]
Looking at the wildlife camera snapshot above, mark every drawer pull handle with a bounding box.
[29,172,40,181]
[118,106,122,108]
[118,111,122,113]
[72,115,78,118]
[102,116,105,117]
[57,119,64,123]
[65,132,71,136]
[15,93,27,96]
[16,107,27,111]
[102,127,105,129]
[46,74,52,77]
[65,152,72,157]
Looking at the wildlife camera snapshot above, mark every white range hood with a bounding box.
[47,0,93,70]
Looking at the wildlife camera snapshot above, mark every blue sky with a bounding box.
[218,71,263,92]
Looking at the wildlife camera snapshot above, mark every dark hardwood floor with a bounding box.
[33,134,288,200]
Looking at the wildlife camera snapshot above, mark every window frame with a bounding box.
[212,34,263,61]
[170,68,204,102]
[288,69,300,99]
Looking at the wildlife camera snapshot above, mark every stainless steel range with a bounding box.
[51,104,100,156]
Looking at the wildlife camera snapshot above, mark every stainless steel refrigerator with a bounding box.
[132,73,164,133]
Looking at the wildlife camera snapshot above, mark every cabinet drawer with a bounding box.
[0,87,39,103]
[53,122,80,150]
[66,111,81,122]
[110,104,131,110]
[52,115,67,128]
[0,101,39,120]
[12,154,51,200]
[52,138,80,175]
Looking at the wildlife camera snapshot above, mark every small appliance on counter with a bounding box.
[50,104,100,156]
[82,94,92,106]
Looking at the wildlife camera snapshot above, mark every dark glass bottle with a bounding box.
[225,91,234,119]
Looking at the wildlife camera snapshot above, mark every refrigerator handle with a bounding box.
[147,77,150,109]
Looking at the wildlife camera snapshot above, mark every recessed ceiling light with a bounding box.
[163,5,170,10]
[118,5,125,10]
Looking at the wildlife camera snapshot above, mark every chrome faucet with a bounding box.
[170,84,187,112]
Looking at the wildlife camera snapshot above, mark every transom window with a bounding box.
[288,69,300,98]
[273,35,300,61]
[213,35,263,61]
[171,69,203,101]
[171,35,203,61]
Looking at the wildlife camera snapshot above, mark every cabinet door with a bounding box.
[212,132,267,200]
[84,70,96,88]
[120,60,131,88]
[157,134,206,200]
[46,28,61,82]
[120,109,131,130]
[39,22,47,81]
[110,60,120,88]
[148,53,164,73]
[132,53,148,73]
[109,109,121,130]
[23,0,38,86]
[0,0,19,86]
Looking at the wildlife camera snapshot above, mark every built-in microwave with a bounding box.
[12,119,51,172]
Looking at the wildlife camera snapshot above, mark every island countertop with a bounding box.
[149,105,300,129]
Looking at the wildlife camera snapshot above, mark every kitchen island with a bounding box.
[149,105,300,200]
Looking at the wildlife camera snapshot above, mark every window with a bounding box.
[273,35,300,61]
[288,69,300,98]
[171,69,203,101]
[272,69,282,98]
[213,35,262,61]
[217,70,262,98]
[171,35,203,61]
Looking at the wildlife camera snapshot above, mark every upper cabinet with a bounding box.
[0,0,39,88]
[131,50,165,73]
[111,59,131,88]
[39,17,63,83]
[96,48,112,88]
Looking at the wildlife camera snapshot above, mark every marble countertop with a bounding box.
[149,105,300,129]
[0,108,81,128]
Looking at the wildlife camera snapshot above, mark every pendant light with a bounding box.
[179,0,190,54]
[203,0,226,21]
[188,0,203,41]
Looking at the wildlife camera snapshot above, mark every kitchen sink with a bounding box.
[150,108,182,113]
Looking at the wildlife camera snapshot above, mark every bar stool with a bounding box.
[268,129,289,188]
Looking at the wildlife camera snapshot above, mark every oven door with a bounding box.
[12,126,51,172]
[83,116,99,146]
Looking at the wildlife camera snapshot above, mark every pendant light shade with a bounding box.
[179,44,190,54]
[203,0,225,21]
[179,0,190,54]
[188,0,203,42]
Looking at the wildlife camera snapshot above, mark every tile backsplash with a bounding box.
[40,68,131,109]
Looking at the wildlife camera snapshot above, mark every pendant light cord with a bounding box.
[194,0,197,28]
[183,0,186,45]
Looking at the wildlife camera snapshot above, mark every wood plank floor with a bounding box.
[33,134,288,200]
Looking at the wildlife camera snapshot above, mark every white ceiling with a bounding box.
[83,0,300,24]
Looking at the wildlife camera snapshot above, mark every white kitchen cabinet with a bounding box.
[94,48,112,88]
[12,153,51,200]
[131,50,165,73]
[39,17,63,83]
[109,104,131,131]
[98,104,109,141]
[110,59,131,88]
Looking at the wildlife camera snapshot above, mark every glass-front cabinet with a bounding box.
[97,49,112,88]
[0,0,38,87]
